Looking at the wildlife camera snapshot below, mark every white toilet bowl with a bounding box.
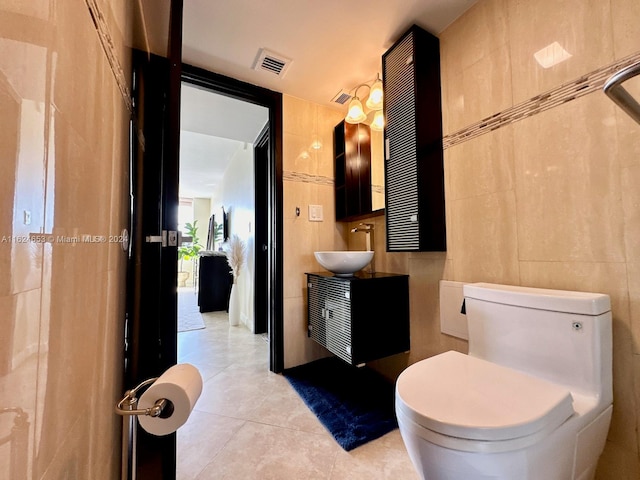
[396,283,613,480]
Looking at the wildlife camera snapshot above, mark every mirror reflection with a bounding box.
[370,128,385,212]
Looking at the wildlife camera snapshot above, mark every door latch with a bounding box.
[167,230,177,247]
[145,230,178,247]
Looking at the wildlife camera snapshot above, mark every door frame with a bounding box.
[181,64,284,372]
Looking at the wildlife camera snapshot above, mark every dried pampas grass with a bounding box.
[223,234,246,282]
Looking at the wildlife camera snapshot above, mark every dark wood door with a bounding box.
[254,125,269,334]
[125,1,182,478]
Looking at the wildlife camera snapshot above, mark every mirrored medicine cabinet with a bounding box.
[334,120,385,222]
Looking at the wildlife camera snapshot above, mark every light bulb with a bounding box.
[345,97,366,124]
[366,76,384,110]
[371,110,384,131]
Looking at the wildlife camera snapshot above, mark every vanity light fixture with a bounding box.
[366,73,384,110]
[345,75,384,125]
[345,90,367,124]
[371,110,384,131]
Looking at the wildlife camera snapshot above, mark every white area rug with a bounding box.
[178,288,206,332]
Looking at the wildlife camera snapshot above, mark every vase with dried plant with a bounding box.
[223,234,246,326]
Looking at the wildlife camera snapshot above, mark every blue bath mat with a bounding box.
[283,357,398,451]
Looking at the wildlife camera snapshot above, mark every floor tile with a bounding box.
[177,410,245,480]
[329,430,418,480]
[176,298,416,480]
[193,422,339,480]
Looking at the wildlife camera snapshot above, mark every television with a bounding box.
[222,207,229,241]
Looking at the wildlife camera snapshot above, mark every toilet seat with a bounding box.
[396,351,575,452]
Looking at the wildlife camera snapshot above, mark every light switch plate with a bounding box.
[308,204,323,222]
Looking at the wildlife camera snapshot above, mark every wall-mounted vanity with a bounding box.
[306,272,409,365]
[315,24,447,366]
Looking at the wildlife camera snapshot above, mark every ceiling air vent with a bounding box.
[331,90,352,105]
[253,48,292,78]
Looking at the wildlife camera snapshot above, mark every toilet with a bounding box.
[395,283,613,480]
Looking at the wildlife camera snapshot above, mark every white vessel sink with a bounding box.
[314,251,373,276]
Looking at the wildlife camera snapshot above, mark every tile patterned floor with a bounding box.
[176,304,418,480]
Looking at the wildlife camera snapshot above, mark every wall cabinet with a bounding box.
[306,272,409,365]
[334,120,372,221]
[383,24,446,251]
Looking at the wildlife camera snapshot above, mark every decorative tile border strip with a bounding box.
[283,173,386,198]
[85,0,133,114]
[443,51,640,150]
[284,171,334,186]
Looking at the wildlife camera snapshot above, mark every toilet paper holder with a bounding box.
[115,365,202,480]
[115,377,171,418]
[115,376,168,480]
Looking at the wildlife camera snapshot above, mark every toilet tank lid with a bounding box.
[463,283,611,315]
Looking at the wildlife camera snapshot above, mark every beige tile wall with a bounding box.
[346,0,640,477]
[282,95,350,368]
[0,0,135,478]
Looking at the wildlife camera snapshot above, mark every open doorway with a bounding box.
[174,65,286,476]
[176,82,268,338]
[179,64,284,373]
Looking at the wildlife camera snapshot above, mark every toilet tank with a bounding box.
[464,283,612,402]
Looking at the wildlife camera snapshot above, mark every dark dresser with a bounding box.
[198,254,233,312]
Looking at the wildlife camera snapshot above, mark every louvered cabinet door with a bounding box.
[383,25,446,252]
[323,279,352,364]
[384,30,419,250]
[307,274,353,363]
[307,275,326,348]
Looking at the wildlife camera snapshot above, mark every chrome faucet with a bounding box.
[350,223,375,274]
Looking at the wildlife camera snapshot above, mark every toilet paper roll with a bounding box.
[137,363,203,436]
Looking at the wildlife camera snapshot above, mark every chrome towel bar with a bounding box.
[604,61,640,125]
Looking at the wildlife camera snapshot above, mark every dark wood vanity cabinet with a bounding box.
[306,272,409,365]
[334,120,372,221]
[383,24,446,251]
